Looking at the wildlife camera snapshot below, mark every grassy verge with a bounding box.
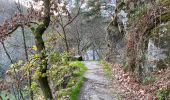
[99,60,122,99]
[69,61,87,100]
[99,60,113,79]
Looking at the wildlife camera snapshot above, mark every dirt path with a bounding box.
[78,61,116,100]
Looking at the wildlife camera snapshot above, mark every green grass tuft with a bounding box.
[69,61,87,100]
[99,60,112,80]
[69,76,85,100]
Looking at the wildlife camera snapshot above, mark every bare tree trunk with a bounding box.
[62,26,69,53]
[76,25,81,55]
[21,26,33,100]
[21,26,28,61]
[16,1,34,99]
[77,42,80,55]
[92,44,95,60]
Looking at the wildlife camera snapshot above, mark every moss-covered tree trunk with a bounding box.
[33,0,52,99]
[34,33,52,99]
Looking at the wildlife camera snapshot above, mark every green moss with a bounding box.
[123,63,128,72]
[157,87,170,100]
[150,22,170,48]
[69,76,85,100]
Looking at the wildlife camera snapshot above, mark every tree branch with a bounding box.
[64,7,81,28]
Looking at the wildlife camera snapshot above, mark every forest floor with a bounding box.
[78,61,116,100]
[111,64,170,100]
[78,61,170,100]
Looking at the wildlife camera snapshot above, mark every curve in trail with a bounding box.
[78,61,116,100]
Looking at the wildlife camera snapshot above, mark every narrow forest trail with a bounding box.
[78,61,116,100]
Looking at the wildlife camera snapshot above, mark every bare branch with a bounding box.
[64,7,81,28]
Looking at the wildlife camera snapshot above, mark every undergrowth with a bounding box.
[142,76,156,85]
[156,87,170,100]
[2,52,87,100]
[69,61,87,100]
[99,60,112,80]
[51,61,87,100]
